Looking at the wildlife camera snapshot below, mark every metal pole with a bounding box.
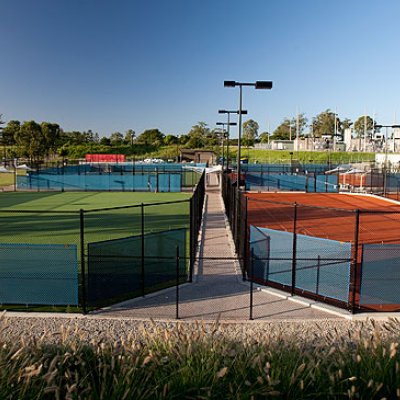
[141,203,145,297]
[243,195,248,281]
[176,246,180,320]
[384,127,388,196]
[316,255,321,296]
[80,209,87,314]
[222,130,225,171]
[350,209,360,312]
[227,113,231,171]
[249,247,254,320]
[189,198,194,282]
[235,85,243,243]
[291,202,298,296]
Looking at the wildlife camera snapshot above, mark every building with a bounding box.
[179,149,216,166]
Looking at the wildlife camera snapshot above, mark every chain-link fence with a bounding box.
[0,171,206,312]
[16,163,203,192]
[243,193,400,312]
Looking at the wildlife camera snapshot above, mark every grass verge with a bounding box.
[2,317,400,398]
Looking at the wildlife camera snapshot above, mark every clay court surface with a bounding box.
[246,193,400,245]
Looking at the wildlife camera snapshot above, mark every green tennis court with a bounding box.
[0,191,191,245]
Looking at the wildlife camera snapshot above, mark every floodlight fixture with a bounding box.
[218,109,248,115]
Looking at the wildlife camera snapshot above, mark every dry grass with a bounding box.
[2,315,400,398]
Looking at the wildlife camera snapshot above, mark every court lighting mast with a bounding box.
[218,110,244,171]
[223,80,273,250]
[216,123,227,170]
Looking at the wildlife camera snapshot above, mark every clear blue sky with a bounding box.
[1,0,400,138]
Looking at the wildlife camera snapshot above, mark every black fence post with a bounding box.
[350,209,360,312]
[156,168,159,193]
[80,209,87,314]
[316,255,321,296]
[141,203,145,297]
[243,195,248,281]
[249,247,254,321]
[314,174,317,193]
[176,246,180,320]
[291,202,298,296]
[189,197,194,283]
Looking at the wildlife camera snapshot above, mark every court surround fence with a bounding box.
[0,171,205,312]
[222,172,400,312]
[16,163,203,193]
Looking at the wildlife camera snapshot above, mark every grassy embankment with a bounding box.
[227,148,376,164]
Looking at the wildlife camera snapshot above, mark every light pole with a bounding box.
[219,110,244,171]
[224,80,273,247]
[374,124,400,196]
[131,130,135,147]
[216,118,238,170]
[0,127,5,167]
[216,124,227,170]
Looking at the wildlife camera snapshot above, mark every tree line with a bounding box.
[0,117,235,162]
[266,110,375,142]
[0,110,378,162]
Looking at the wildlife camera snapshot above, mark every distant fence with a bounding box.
[0,171,206,311]
[16,163,204,192]
[245,172,338,193]
[240,163,337,174]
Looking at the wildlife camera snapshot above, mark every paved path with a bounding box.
[94,183,345,321]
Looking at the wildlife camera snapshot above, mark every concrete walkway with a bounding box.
[94,183,346,321]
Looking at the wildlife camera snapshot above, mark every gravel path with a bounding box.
[2,314,400,345]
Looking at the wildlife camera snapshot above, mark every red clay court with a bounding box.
[246,192,400,246]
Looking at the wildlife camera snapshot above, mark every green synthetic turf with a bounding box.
[0,192,191,245]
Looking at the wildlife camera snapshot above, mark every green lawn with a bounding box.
[0,192,191,245]
[0,173,14,187]
[225,148,376,164]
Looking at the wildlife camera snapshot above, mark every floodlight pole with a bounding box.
[224,80,273,249]
[216,123,227,171]
[218,110,241,171]
[374,123,400,196]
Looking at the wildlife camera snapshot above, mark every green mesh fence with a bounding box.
[360,244,400,306]
[0,243,78,305]
[87,228,187,307]
[249,225,352,304]
[0,193,194,311]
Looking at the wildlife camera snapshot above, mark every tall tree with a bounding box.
[110,132,124,145]
[164,134,178,145]
[41,122,61,157]
[294,113,308,137]
[137,129,164,146]
[124,129,136,145]
[311,109,340,138]
[242,119,259,146]
[271,113,308,140]
[353,115,374,138]
[15,121,46,163]
[2,120,20,145]
[258,131,271,143]
[271,118,292,140]
[185,122,210,148]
